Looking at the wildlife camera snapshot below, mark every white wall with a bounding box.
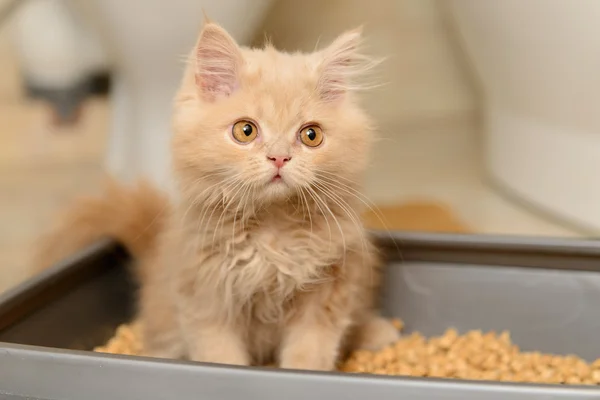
[258,0,477,128]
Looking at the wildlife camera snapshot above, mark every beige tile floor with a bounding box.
[0,30,581,294]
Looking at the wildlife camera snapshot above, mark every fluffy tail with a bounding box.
[32,177,169,274]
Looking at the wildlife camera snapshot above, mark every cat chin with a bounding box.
[260,180,296,203]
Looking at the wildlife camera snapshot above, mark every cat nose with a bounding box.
[267,155,291,169]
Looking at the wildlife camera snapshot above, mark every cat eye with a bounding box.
[232,120,258,144]
[299,125,324,148]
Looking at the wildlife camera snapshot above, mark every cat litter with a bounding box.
[94,318,600,385]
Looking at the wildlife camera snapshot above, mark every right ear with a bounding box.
[194,22,243,102]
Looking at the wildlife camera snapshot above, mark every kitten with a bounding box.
[33,21,399,370]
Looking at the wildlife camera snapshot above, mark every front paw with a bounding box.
[190,346,250,366]
[279,349,337,371]
[354,315,401,351]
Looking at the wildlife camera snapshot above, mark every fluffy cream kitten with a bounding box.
[34,20,399,370]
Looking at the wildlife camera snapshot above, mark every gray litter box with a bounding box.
[2,232,600,399]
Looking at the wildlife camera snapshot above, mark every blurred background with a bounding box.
[0,0,594,292]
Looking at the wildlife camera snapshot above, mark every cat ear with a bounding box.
[317,26,373,102]
[194,22,243,102]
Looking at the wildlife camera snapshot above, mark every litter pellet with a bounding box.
[94,319,600,385]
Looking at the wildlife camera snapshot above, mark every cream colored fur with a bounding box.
[34,21,398,370]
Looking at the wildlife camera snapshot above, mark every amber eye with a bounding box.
[299,125,324,148]
[232,120,258,143]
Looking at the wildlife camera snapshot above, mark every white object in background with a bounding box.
[67,0,275,191]
[446,0,600,233]
[11,0,107,90]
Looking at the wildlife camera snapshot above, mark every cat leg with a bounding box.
[183,318,250,366]
[279,287,353,371]
[138,276,186,359]
[142,323,186,359]
[279,315,348,371]
[351,313,400,351]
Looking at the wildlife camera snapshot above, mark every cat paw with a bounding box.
[192,351,250,367]
[186,340,251,366]
[142,338,185,360]
[279,352,336,371]
[354,315,400,351]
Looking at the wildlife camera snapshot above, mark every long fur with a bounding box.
[33,21,398,370]
[32,177,168,279]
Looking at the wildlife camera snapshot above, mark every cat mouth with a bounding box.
[271,174,282,182]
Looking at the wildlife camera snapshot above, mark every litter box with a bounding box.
[1,232,600,399]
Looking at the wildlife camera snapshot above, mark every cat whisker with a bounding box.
[211,178,247,250]
[298,187,313,239]
[314,170,360,186]
[305,185,345,265]
[179,168,233,224]
[216,173,260,250]
[314,171,401,255]
[232,181,253,245]
[181,174,226,226]
[311,180,370,265]
[184,182,227,256]
[196,173,245,253]
[312,181,365,237]
[311,181,377,289]
[303,185,332,249]
[240,184,253,235]
[193,194,223,257]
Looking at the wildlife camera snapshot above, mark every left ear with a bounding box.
[194,22,243,102]
[316,26,368,102]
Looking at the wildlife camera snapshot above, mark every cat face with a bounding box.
[172,23,375,208]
